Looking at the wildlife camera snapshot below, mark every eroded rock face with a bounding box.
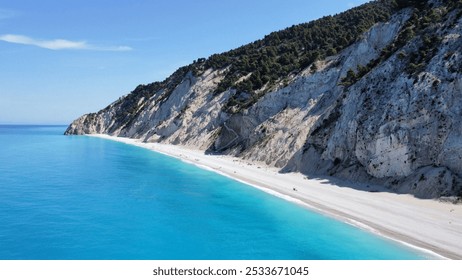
[66,4,462,198]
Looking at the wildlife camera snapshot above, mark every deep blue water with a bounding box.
[0,125,431,259]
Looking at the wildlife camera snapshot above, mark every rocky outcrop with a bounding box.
[66,1,462,199]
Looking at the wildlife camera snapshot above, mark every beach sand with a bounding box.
[90,134,462,259]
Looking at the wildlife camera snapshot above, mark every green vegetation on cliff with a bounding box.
[116,0,461,118]
[204,0,395,97]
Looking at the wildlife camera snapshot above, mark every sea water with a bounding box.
[0,125,432,259]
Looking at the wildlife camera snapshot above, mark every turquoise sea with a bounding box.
[0,125,432,259]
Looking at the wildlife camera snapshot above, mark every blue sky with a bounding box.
[0,0,367,124]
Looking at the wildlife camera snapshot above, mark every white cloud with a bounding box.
[0,34,132,51]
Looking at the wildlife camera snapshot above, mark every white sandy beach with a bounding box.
[90,134,462,259]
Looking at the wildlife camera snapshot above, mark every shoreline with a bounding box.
[89,134,462,259]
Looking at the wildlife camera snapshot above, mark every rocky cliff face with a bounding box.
[66,0,462,199]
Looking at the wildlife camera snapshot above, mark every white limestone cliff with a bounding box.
[65,4,462,199]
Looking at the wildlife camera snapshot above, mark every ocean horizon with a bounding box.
[0,125,433,260]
